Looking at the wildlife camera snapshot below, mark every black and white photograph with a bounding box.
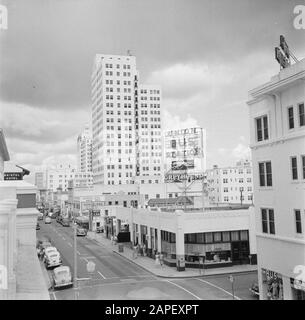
[0,0,305,306]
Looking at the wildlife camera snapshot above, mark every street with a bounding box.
[37,220,258,300]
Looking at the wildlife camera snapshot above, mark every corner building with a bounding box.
[247,59,305,300]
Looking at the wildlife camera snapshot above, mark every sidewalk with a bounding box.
[87,232,257,278]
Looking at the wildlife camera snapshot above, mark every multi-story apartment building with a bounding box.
[247,58,305,300]
[77,124,92,172]
[91,54,163,186]
[41,164,76,192]
[206,160,254,205]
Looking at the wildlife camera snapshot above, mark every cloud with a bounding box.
[163,109,199,131]
[0,101,90,143]
[231,143,251,160]
[147,63,233,99]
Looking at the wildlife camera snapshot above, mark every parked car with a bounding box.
[36,222,40,230]
[45,217,52,224]
[61,218,70,227]
[96,226,104,233]
[76,227,87,236]
[249,282,259,298]
[51,266,73,289]
[42,246,59,262]
[37,240,52,259]
[44,251,62,269]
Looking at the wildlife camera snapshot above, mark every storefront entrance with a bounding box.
[231,241,249,264]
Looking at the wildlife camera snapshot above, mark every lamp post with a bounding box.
[229,275,235,300]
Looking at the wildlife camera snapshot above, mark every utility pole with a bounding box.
[73,210,78,300]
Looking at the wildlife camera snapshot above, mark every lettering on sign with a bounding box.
[294,5,305,30]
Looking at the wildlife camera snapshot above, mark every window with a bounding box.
[299,103,305,127]
[259,161,272,187]
[302,156,305,179]
[261,208,275,234]
[205,233,213,243]
[291,157,298,180]
[213,232,222,242]
[231,231,239,241]
[288,106,294,129]
[222,231,230,242]
[256,115,269,141]
[295,210,302,234]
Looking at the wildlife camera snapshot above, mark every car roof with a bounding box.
[46,251,60,256]
[54,266,70,273]
[45,246,57,251]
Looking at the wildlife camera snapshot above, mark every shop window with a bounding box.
[196,233,205,243]
[231,231,239,241]
[240,230,248,241]
[213,232,222,242]
[222,231,230,242]
[205,232,213,243]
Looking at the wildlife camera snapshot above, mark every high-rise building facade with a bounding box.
[247,58,305,300]
[206,160,253,205]
[137,84,162,177]
[91,54,162,185]
[77,125,92,172]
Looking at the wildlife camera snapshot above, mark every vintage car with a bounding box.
[76,227,87,236]
[51,266,73,289]
[61,218,70,227]
[44,251,62,269]
[249,282,259,298]
[37,240,52,259]
[42,246,59,262]
[45,217,52,224]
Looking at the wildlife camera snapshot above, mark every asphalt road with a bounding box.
[37,219,258,300]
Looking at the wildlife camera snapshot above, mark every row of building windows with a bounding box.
[255,103,304,142]
[105,63,131,69]
[261,208,303,235]
[183,230,249,244]
[140,89,160,95]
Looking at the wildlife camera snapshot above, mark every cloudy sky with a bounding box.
[0,0,304,182]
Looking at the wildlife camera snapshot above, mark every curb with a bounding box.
[113,250,257,279]
[87,234,258,279]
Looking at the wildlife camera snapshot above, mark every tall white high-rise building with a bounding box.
[247,58,305,300]
[77,124,92,172]
[91,54,162,185]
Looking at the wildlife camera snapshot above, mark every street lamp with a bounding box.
[229,275,235,300]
